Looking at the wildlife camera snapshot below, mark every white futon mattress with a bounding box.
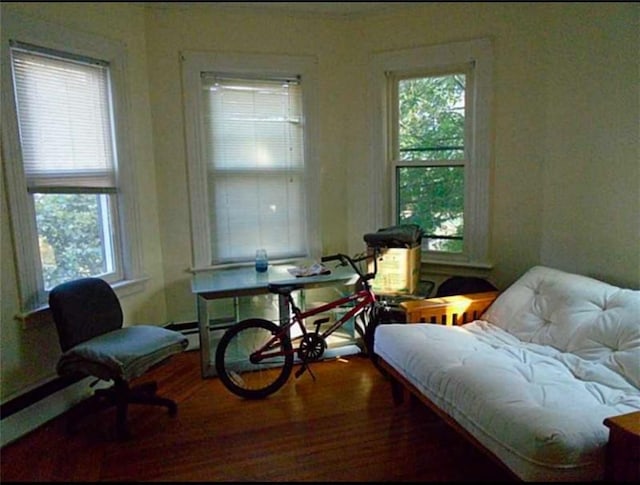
[374,321,640,482]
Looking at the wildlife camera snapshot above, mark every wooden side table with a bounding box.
[603,411,640,482]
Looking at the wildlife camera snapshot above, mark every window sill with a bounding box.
[421,258,494,276]
[190,257,305,273]
[111,275,149,298]
[14,305,51,328]
[15,276,149,328]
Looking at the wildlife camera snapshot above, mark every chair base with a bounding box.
[66,378,178,440]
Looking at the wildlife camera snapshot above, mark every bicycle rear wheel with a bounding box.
[215,318,293,399]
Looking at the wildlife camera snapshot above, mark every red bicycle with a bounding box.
[215,251,387,399]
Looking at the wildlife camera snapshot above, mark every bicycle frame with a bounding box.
[294,288,375,338]
[214,249,388,399]
[251,279,377,363]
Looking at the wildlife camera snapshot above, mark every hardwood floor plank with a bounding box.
[1,350,514,482]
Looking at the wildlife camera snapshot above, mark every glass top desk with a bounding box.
[191,264,360,378]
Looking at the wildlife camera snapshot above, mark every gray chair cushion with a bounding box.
[57,325,189,381]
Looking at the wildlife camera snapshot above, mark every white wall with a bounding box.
[146,1,638,319]
[343,2,551,286]
[539,3,640,287]
[1,1,638,444]
[144,5,356,322]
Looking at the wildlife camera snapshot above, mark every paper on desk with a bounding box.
[287,263,331,277]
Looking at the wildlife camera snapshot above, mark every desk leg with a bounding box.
[234,296,240,323]
[197,295,216,378]
[278,294,290,327]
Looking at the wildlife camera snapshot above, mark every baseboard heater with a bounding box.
[0,374,82,420]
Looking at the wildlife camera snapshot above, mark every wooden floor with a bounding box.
[1,350,515,482]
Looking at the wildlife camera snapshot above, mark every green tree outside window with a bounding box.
[396,74,465,252]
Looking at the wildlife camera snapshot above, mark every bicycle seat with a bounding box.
[363,223,423,248]
[267,283,303,295]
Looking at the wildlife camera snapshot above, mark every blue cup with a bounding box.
[255,249,268,273]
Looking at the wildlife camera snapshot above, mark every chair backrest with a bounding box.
[436,276,497,297]
[49,277,123,352]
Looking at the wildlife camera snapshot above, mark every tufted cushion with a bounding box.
[482,266,640,387]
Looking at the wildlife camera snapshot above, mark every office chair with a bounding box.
[49,277,189,440]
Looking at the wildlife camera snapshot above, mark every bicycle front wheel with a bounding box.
[215,318,294,399]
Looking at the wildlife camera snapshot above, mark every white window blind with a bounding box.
[201,74,308,263]
[11,46,116,192]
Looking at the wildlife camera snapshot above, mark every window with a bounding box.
[371,39,492,267]
[203,75,306,263]
[11,46,122,290]
[1,12,144,312]
[182,52,320,269]
[393,72,467,253]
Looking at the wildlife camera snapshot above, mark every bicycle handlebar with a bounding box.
[321,250,379,282]
[319,254,342,263]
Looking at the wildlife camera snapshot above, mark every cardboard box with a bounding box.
[368,245,421,295]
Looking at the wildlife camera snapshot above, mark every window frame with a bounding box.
[1,11,145,314]
[370,39,493,269]
[181,51,321,271]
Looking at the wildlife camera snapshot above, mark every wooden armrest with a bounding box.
[399,291,500,325]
